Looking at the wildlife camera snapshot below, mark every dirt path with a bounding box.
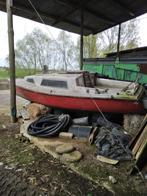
[0,90,26,106]
[0,90,26,113]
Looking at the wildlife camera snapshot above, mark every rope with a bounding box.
[91,98,108,122]
[27,0,56,40]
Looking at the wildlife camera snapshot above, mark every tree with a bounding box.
[15,28,52,72]
[79,19,140,58]
[97,19,140,56]
[55,31,78,71]
[76,34,98,59]
[15,29,79,71]
[83,34,97,58]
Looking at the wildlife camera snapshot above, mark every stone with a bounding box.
[61,150,82,163]
[2,125,6,129]
[28,177,37,185]
[26,103,50,119]
[108,176,117,184]
[15,133,22,139]
[16,168,23,172]
[123,114,144,135]
[55,144,75,154]
[5,165,14,170]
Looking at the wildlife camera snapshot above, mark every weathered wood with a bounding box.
[7,0,17,123]
[135,139,147,160]
[80,9,84,70]
[131,140,147,174]
[130,115,147,174]
[132,125,147,156]
[129,115,147,150]
[117,24,121,59]
[19,109,30,120]
[89,127,99,144]
[97,155,119,165]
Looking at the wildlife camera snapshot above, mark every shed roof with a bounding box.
[0,0,147,35]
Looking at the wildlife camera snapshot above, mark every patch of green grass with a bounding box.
[0,68,41,79]
[0,70,9,79]
[16,69,36,78]
[0,133,35,166]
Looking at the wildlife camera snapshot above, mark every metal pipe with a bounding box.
[80,8,84,70]
[7,0,17,123]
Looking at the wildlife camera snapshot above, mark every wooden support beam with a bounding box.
[80,9,84,70]
[7,0,17,123]
[117,24,121,59]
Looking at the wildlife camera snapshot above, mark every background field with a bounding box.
[0,69,41,79]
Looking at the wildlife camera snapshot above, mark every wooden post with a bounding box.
[80,9,84,70]
[117,24,121,59]
[7,0,17,123]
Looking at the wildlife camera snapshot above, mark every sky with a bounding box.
[0,11,147,66]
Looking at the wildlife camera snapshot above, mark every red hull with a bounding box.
[16,86,144,114]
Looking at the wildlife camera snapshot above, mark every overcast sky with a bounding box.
[0,11,147,66]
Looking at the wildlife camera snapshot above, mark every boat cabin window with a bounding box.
[26,78,34,83]
[41,79,68,88]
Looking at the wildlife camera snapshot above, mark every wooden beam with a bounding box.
[80,9,84,70]
[6,0,17,123]
[117,24,121,58]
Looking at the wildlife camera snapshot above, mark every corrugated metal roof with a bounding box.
[0,0,147,35]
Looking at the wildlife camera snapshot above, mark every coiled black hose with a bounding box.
[27,114,71,137]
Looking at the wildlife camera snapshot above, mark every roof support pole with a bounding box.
[117,24,121,59]
[7,0,17,123]
[80,8,84,70]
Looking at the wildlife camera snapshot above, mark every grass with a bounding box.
[0,70,9,79]
[0,68,41,79]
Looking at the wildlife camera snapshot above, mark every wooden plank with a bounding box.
[129,114,147,150]
[132,125,147,156]
[97,155,119,165]
[135,140,147,160]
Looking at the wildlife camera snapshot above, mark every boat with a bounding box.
[16,72,146,114]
